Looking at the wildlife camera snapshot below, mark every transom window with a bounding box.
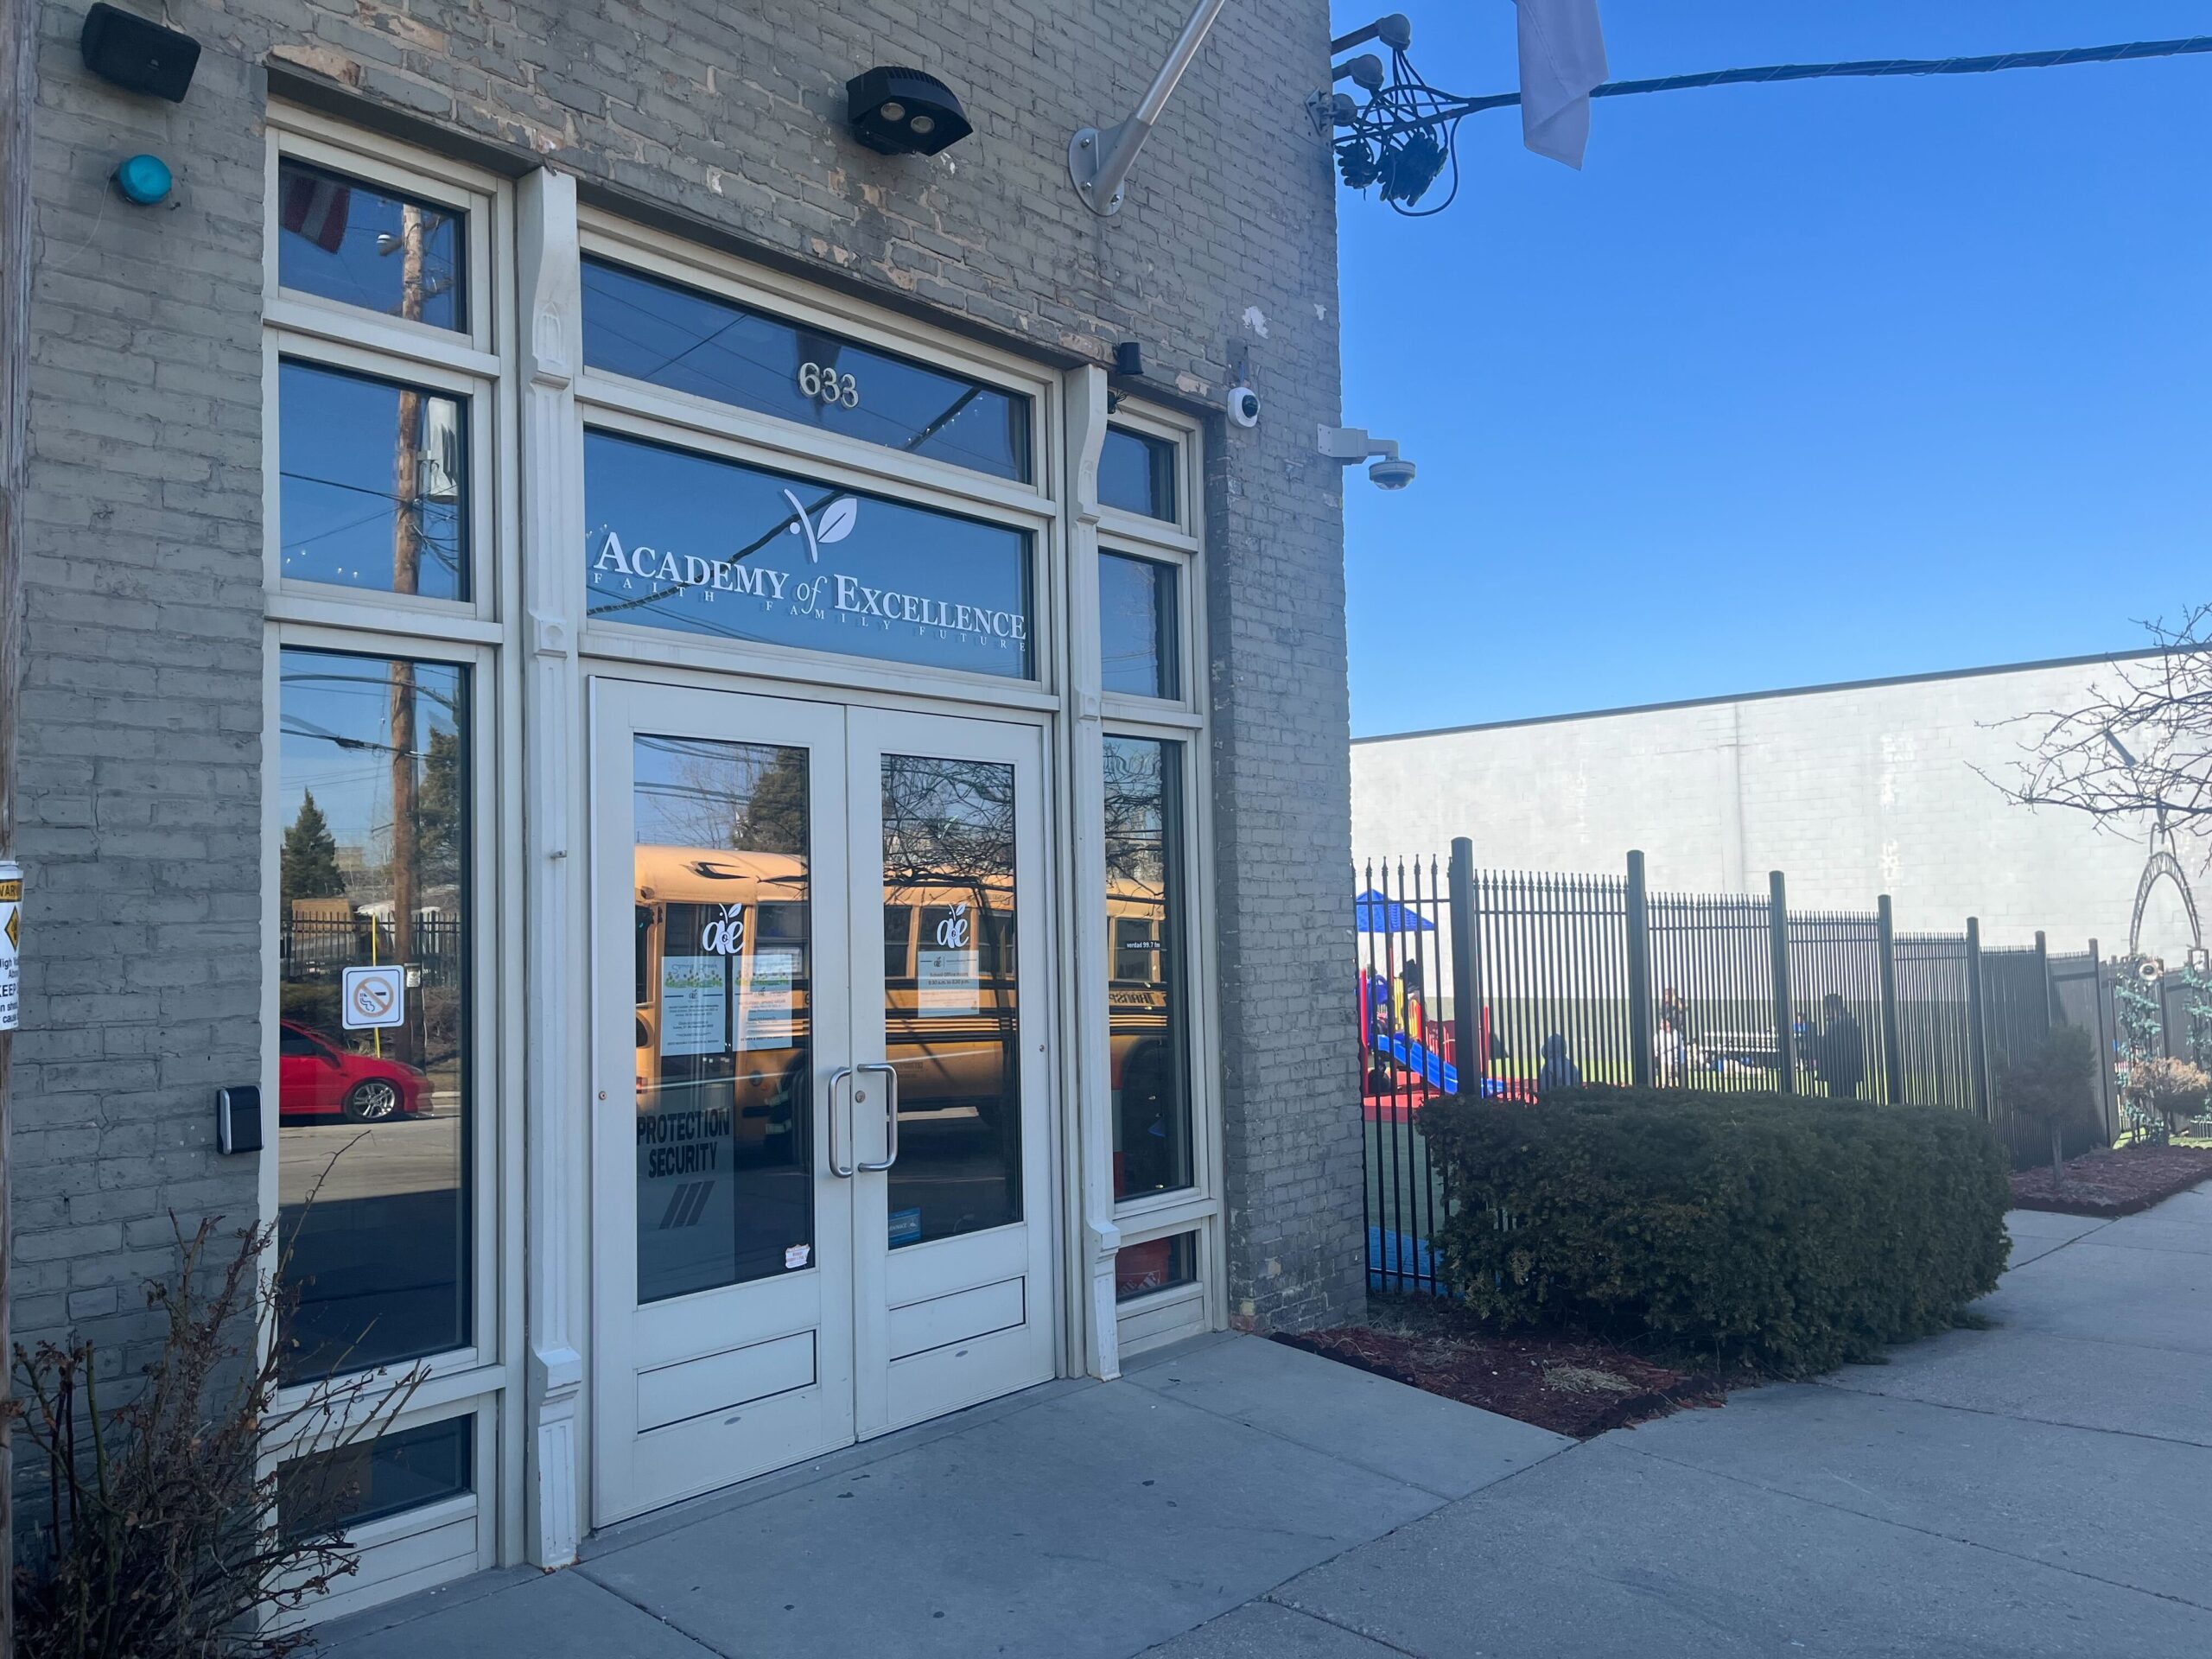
[582,257,1033,482]
[1099,425,1177,521]
[276,156,467,332]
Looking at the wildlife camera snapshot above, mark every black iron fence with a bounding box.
[282,915,464,987]
[1359,842,2131,1297]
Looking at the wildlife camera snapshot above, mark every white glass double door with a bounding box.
[590,680,1056,1524]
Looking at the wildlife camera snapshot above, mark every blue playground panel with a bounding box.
[1367,1225,1454,1294]
[1375,1032,1455,1093]
[1372,1033,1523,1099]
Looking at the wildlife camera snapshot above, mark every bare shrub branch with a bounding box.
[6,1213,423,1657]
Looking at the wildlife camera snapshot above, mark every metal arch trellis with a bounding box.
[2126,814,2203,961]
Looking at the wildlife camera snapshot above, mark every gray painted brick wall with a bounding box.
[13,0,1359,1372]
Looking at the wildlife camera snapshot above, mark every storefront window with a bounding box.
[279,360,470,601]
[582,257,1032,481]
[1099,426,1177,521]
[280,1417,474,1543]
[1103,737,1193,1200]
[277,649,471,1382]
[276,157,467,332]
[1115,1232,1196,1300]
[1099,552,1179,699]
[632,735,815,1302]
[584,429,1033,680]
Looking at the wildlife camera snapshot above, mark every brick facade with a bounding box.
[6,0,1361,1404]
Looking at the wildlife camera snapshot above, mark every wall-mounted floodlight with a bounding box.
[848,66,973,156]
[1319,424,1416,491]
[1069,0,1233,216]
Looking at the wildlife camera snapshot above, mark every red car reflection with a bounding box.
[280,1020,427,1122]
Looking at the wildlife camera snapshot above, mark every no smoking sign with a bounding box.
[342,964,407,1030]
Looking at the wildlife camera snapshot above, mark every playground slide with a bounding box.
[1376,1030,1457,1093]
[1371,1033,1534,1100]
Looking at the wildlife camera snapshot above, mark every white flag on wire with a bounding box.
[1516,0,1609,168]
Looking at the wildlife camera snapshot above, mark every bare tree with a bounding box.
[1985,607,2212,849]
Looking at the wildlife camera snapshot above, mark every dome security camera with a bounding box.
[1227,385,1261,428]
[1316,424,1415,493]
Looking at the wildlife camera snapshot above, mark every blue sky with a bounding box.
[1333,3,2212,735]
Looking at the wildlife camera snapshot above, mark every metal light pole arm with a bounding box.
[1069,0,1232,217]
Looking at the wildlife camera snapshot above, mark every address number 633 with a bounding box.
[798,362,860,408]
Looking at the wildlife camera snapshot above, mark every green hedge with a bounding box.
[1420,1089,2012,1374]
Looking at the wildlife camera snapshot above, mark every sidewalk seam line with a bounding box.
[1255,1599,1430,1656]
[1810,1376,2212,1451]
[570,1561,741,1658]
[1141,1439,1597,1656]
[1618,1444,2212,1615]
[1125,1375,1573,1503]
[582,1379,1093,1563]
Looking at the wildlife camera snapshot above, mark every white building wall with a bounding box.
[1351,654,2205,963]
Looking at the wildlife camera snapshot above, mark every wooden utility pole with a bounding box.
[0,0,38,1645]
[388,207,427,1061]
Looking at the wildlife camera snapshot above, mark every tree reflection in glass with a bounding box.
[880,755,1022,1245]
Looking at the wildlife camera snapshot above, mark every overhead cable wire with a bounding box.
[1336,34,2212,214]
[1363,35,2212,137]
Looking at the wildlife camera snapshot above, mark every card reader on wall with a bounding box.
[216,1085,263,1155]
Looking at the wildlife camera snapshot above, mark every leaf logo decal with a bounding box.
[817,496,859,546]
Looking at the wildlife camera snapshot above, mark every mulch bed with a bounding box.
[2009,1144,2212,1217]
[1276,1301,1732,1439]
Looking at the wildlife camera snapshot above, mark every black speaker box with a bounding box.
[80,3,200,104]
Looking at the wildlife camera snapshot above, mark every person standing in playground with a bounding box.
[1815,993,1866,1100]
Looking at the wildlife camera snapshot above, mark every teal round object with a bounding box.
[113,154,173,206]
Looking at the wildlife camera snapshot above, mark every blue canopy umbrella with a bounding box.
[1354,890,1436,934]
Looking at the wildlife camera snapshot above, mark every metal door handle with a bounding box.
[855,1061,899,1172]
[824,1065,857,1178]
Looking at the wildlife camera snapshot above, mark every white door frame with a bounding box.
[588,680,1060,1523]
[588,678,859,1526]
[848,706,1059,1440]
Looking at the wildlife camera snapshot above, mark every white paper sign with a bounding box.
[740,947,799,1050]
[0,862,21,1033]
[341,964,407,1030]
[916,947,979,1017]
[659,955,729,1057]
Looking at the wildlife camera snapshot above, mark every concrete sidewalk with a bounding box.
[311,1332,1570,1659]
[315,1185,2211,1658]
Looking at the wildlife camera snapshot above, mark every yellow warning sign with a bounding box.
[0,860,21,1033]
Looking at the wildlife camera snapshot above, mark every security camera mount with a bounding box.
[1318,424,1415,490]
[1070,0,1232,217]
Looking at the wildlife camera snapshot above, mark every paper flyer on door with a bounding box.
[659,955,729,1057]
[739,947,798,1048]
[916,947,979,1016]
